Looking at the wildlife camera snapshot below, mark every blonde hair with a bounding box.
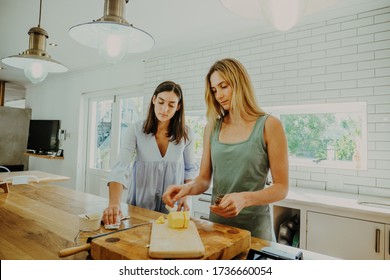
[205,58,265,129]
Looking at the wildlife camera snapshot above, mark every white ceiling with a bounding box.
[0,0,386,101]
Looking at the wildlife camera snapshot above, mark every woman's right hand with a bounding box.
[102,204,122,225]
[162,184,190,208]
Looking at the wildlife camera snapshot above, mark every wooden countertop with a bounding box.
[0,183,333,260]
[0,183,251,260]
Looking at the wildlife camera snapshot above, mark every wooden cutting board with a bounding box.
[89,218,251,260]
[148,220,205,259]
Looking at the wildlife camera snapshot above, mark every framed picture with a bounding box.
[56,149,63,157]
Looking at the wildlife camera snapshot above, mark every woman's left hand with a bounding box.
[209,192,246,217]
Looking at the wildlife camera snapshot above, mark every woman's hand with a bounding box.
[176,196,190,211]
[102,204,122,225]
[162,184,190,208]
[209,192,246,217]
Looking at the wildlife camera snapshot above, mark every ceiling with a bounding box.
[0,0,385,102]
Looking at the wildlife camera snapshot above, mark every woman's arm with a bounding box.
[103,124,137,224]
[163,123,213,207]
[103,181,123,224]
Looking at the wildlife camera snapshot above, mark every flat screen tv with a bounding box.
[27,120,60,154]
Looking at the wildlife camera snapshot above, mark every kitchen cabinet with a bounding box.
[306,211,389,260]
[273,188,390,260]
[191,187,390,259]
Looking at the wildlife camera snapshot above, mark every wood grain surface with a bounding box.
[0,183,250,260]
[90,214,251,260]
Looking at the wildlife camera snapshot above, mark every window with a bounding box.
[186,111,207,162]
[265,102,367,170]
[88,95,143,170]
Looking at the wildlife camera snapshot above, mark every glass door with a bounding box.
[85,91,143,197]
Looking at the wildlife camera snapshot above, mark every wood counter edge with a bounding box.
[24,152,64,160]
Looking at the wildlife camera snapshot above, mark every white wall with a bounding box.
[26,5,390,198]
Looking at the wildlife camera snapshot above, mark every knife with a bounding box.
[58,221,152,258]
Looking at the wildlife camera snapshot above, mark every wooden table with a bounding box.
[0,182,334,260]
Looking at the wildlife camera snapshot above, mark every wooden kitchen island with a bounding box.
[0,182,332,260]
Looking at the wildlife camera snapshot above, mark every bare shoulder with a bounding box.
[264,115,286,142]
[265,115,283,129]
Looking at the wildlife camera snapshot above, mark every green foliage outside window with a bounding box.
[281,113,361,162]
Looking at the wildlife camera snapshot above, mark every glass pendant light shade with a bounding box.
[3,54,67,84]
[69,0,154,64]
[97,26,130,64]
[260,0,308,31]
[24,61,48,84]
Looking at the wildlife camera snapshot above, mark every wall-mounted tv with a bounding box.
[26,120,60,154]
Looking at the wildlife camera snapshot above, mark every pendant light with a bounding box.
[1,0,68,84]
[260,0,308,31]
[69,0,154,64]
[220,0,339,32]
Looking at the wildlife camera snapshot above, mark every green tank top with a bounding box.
[209,115,273,240]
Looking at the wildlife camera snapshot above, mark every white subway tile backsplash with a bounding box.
[375,66,390,77]
[342,69,375,80]
[312,40,341,51]
[374,85,390,95]
[144,6,390,198]
[375,123,390,132]
[296,180,325,190]
[377,160,390,169]
[359,57,390,70]
[358,76,390,87]
[326,29,357,41]
[359,186,390,198]
[358,21,390,35]
[341,17,374,30]
[326,80,357,90]
[358,40,390,52]
[327,184,358,194]
[375,103,390,113]
[312,73,341,83]
[327,45,357,57]
[375,30,390,41]
[342,34,374,47]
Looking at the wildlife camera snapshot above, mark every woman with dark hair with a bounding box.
[163,59,289,240]
[103,81,198,226]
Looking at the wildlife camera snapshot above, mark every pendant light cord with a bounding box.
[38,0,43,27]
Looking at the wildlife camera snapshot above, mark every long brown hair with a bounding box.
[143,81,188,144]
[205,58,265,129]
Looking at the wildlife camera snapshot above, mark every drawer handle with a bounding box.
[375,229,380,253]
[199,215,209,221]
[198,197,211,203]
[388,230,390,255]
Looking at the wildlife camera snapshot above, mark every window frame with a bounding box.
[264,102,368,170]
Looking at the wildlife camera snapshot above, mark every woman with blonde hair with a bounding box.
[163,58,288,240]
